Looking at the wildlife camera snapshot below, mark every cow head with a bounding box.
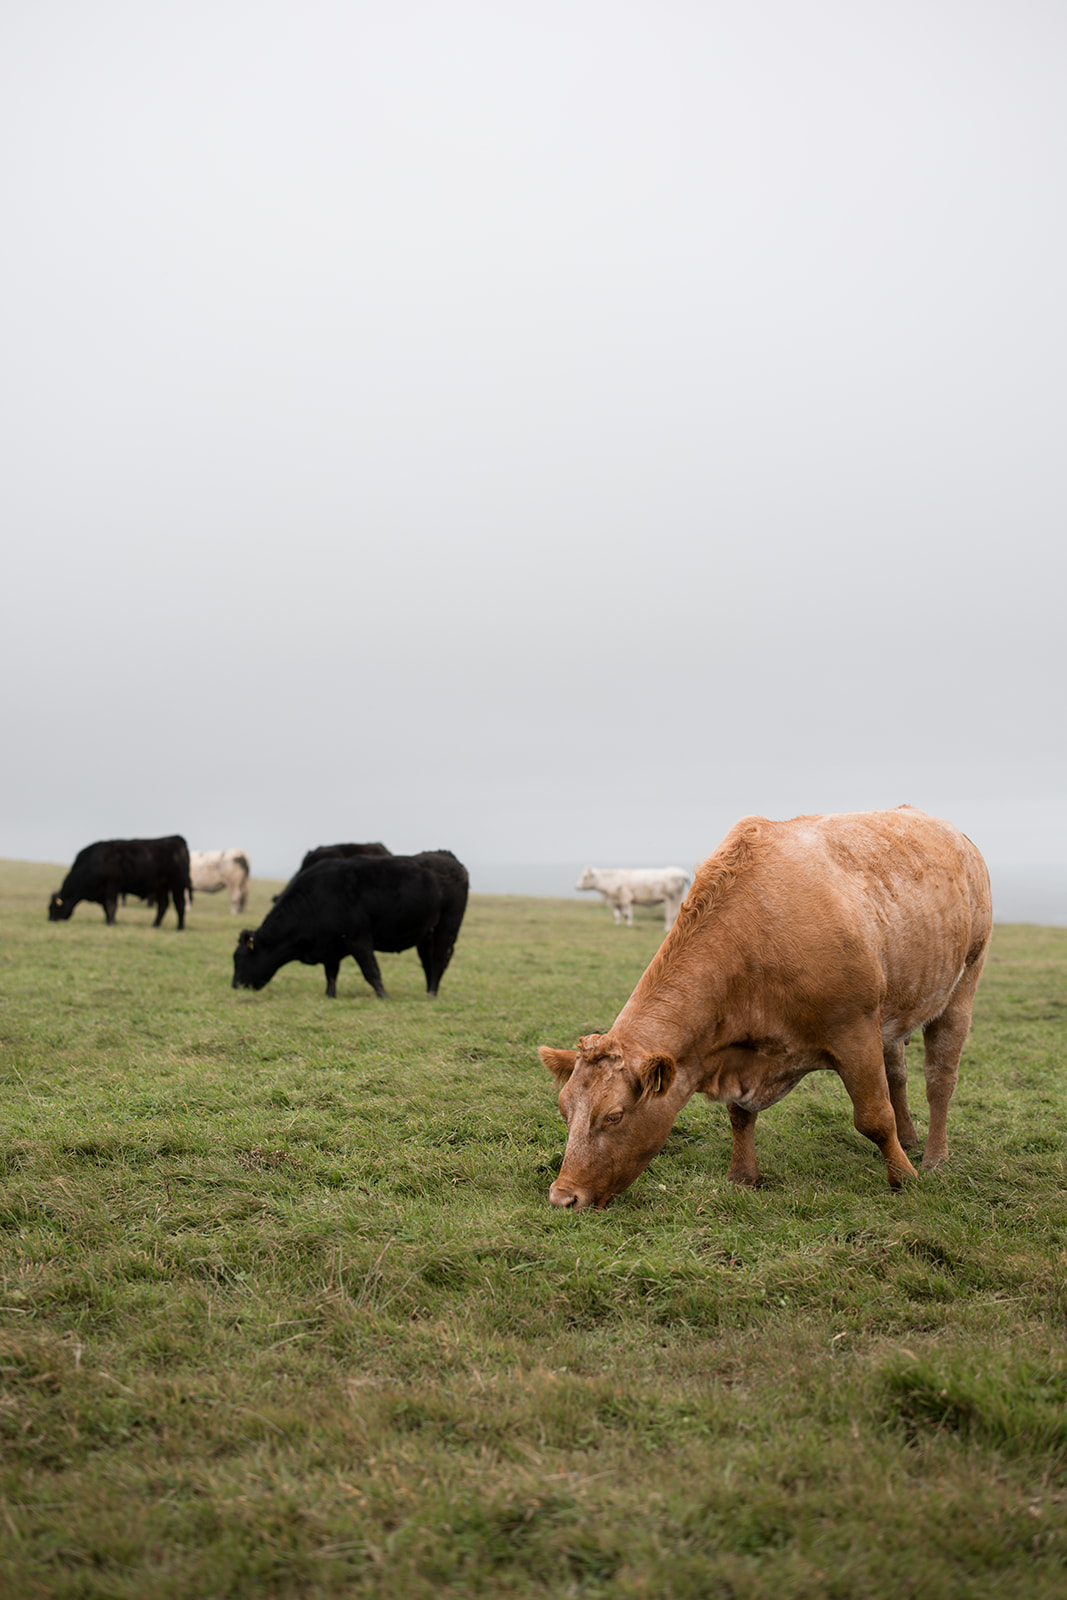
[232,928,260,988]
[575,867,596,891]
[48,892,71,921]
[540,1032,678,1209]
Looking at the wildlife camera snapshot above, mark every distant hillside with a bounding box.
[989,864,1067,926]
[465,860,1067,925]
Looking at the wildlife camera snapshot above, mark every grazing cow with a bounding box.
[272,842,392,902]
[234,849,468,999]
[542,808,991,1208]
[298,842,392,873]
[577,866,690,930]
[186,849,251,914]
[48,836,192,929]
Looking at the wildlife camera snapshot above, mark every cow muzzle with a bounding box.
[548,1179,605,1210]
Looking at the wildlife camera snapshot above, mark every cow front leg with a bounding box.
[620,891,634,927]
[883,1039,918,1147]
[348,942,387,999]
[726,1103,760,1186]
[832,1025,918,1188]
[323,959,340,998]
[103,897,118,925]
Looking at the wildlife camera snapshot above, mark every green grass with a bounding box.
[1,857,1066,1598]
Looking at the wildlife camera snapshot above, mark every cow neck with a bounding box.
[265,924,302,968]
[613,908,746,1074]
[251,910,298,977]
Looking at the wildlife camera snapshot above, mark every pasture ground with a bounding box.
[1,858,1066,1598]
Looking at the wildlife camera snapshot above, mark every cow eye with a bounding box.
[602,1111,624,1126]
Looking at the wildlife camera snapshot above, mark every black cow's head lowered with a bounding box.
[232,928,262,989]
[48,893,72,922]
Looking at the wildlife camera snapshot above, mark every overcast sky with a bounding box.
[2,0,1064,882]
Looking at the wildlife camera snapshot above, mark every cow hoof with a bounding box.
[886,1155,919,1188]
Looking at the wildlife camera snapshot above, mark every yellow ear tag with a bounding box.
[247,936,254,950]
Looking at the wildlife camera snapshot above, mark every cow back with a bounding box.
[262,854,443,951]
[297,842,392,875]
[64,835,189,897]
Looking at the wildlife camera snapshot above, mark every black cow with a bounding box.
[298,841,392,873]
[233,850,469,999]
[48,836,192,929]
[272,842,393,903]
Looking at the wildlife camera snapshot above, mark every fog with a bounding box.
[2,1,1064,897]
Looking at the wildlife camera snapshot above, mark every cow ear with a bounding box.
[639,1053,676,1097]
[539,1046,577,1084]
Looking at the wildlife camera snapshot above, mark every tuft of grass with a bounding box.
[1,858,1066,1596]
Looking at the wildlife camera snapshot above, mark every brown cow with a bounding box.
[540,807,991,1208]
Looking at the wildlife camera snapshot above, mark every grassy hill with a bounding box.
[1,859,1066,1597]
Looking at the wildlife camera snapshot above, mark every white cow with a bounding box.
[187,849,251,914]
[576,866,690,930]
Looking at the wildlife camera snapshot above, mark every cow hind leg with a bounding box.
[152,891,168,927]
[883,1039,919,1147]
[174,887,186,930]
[419,917,462,997]
[921,957,985,1170]
[832,1024,918,1189]
[416,933,437,995]
[348,942,387,999]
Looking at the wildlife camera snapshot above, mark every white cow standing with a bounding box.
[576,866,690,931]
[187,849,251,914]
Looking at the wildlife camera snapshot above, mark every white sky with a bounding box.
[2,0,1064,878]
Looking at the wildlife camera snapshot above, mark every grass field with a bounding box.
[1,858,1066,1598]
